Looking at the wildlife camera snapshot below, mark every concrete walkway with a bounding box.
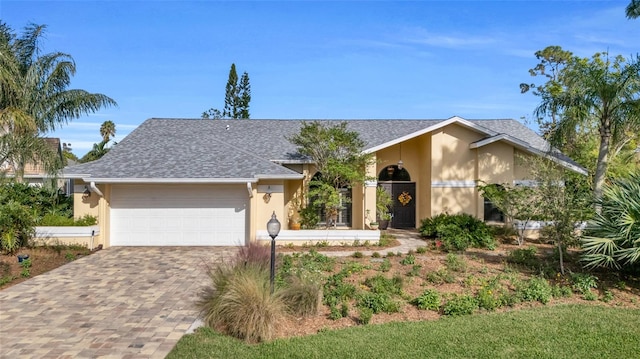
[0,247,237,359]
[0,230,424,358]
[323,228,426,257]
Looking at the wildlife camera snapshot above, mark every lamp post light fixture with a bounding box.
[266,211,281,294]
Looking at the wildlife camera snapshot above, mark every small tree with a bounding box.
[478,182,539,245]
[289,121,374,229]
[526,157,592,274]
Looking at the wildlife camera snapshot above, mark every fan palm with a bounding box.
[581,172,640,269]
[99,120,116,142]
[0,22,116,180]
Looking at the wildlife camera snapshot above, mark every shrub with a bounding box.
[371,252,381,258]
[507,246,540,268]
[38,214,98,226]
[570,273,598,299]
[197,264,285,343]
[358,306,373,325]
[299,205,320,229]
[328,304,342,320]
[279,275,323,317]
[419,213,496,251]
[357,292,400,314]
[340,302,349,317]
[518,277,553,304]
[551,284,573,298]
[426,268,456,284]
[323,272,357,307]
[399,254,416,266]
[352,251,364,258]
[379,258,391,272]
[416,246,428,254]
[412,289,441,310]
[442,294,478,316]
[407,264,421,277]
[363,274,403,295]
[476,287,501,311]
[0,201,36,254]
[445,253,467,272]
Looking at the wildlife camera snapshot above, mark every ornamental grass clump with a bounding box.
[279,275,323,316]
[197,263,285,343]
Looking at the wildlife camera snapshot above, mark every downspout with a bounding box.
[246,182,253,198]
[90,181,104,197]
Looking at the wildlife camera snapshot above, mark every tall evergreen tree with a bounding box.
[223,63,239,118]
[203,63,251,119]
[238,72,251,119]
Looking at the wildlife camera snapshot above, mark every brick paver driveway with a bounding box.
[0,246,238,358]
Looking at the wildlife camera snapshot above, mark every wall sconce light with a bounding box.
[387,166,395,176]
[82,186,91,200]
[263,192,271,203]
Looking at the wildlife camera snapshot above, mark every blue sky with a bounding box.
[1,1,637,156]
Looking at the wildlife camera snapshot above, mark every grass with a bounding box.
[168,305,640,358]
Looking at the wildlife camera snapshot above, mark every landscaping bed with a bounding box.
[196,238,640,342]
[0,245,94,289]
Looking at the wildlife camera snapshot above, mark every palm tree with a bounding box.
[534,52,640,207]
[627,0,640,19]
[99,120,116,142]
[0,22,116,180]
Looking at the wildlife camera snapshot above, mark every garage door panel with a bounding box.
[110,184,248,246]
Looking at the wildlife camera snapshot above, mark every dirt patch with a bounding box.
[0,246,95,289]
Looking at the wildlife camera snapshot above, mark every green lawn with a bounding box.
[167,304,640,359]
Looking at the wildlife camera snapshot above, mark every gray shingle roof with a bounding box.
[64,117,586,181]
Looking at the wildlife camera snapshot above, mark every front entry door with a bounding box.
[380,182,416,229]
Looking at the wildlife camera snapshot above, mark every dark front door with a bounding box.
[380,182,416,229]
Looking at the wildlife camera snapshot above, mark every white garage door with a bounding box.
[110,184,248,246]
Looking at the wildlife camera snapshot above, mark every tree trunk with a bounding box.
[594,125,611,213]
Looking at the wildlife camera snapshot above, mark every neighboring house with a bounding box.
[63,116,586,248]
[2,137,68,189]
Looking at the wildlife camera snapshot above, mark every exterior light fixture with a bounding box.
[266,211,281,294]
[82,186,91,199]
[398,143,404,170]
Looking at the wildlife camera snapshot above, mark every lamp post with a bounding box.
[266,211,281,294]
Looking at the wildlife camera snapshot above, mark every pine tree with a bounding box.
[223,64,239,118]
[238,72,251,119]
[203,63,251,120]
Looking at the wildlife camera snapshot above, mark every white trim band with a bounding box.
[431,180,476,188]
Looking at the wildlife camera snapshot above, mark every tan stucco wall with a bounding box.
[430,124,484,218]
[514,150,535,180]
[71,180,109,248]
[73,179,100,220]
[477,141,514,184]
[255,180,286,234]
[432,124,483,181]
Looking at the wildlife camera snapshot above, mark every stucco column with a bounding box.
[364,157,377,228]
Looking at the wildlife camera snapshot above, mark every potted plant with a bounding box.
[366,209,378,230]
[289,192,303,230]
[376,186,393,230]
